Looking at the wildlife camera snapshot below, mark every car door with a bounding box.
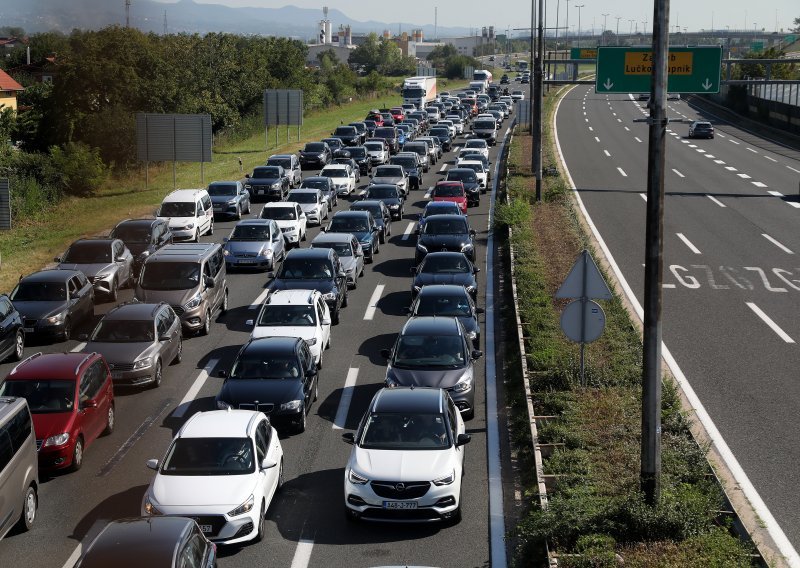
[155,309,176,363]
[291,157,301,186]
[254,419,280,502]
[271,222,285,261]
[446,397,465,466]
[0,298,14,356]
[68,276,89,323]
[113,240,133,286]
[78,361,105,443]
[316,298,331,348]
[298,344,315,406]
[238,182,250,211]
[295,205,307,236]
[351,236,364,276]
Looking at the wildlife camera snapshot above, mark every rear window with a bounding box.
[334,126,357,136]
[375,166,404,177]
[304,143,325,152]
[374,127,396,138]
[474,120,496,130]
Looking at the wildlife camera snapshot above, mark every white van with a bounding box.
[469,80,487,94]
[157,189,214,243]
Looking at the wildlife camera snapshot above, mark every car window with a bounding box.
[201,195,212,210]
[195,203,203,217]
[80,360,106,401]
[0,429,12,472]
[178,533,207,568]
[6,408,32,453]
[156,311,170,337]
[68,277,80,297]
[255,420,268,463]
[0,297,11,319]
[300,343,313,371]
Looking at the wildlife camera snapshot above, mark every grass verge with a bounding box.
[497,89,758,566]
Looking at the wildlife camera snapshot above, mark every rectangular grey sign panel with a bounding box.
[136,113,212,162]
[264,89,303,126]
[0,179,10,230]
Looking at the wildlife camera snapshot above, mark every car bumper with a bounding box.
[344,478,461,523]
[37,440,77,470]
[226,255,275,270]
[282,230,300,244]
[143,509,261,546]
[90,276,117,295]
[212,205,240,218]
[300,158,327,169]
[170,229,197,241]
[109,365,158,386]
[22,321,68,339]
[336,186,352,196]
[171,304,206,332]
[249,189,283,202]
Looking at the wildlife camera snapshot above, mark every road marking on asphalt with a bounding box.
[752,181,768,188]
[594,136,600,143]
[725,166,738,171]
[681,140,689,144]
[249,288,270,309]
[439,163,448,172]
[617,167,627,177]
[764,156,778,162]
[635,137,643,143]
[688,144,697,148]
[70,342,87,352]
[717,133,726,138]
[583,111,586,115]
[452,146,461,153]
[705,154,716,158]
[714,159,725,164]
[363,284,385,320]
[603,150,611,157]
[746,147,758,153]
[737,173,751,179]
[788,166,800,173]
[746,303,795,343]
[768,191,800,208]
[706,195,726,208]
[639,193,647,201]
[676,233,702,254]
[585,118,589,122]
[172,358,219,418]
[696,149,706,153]
[670,167,685,178]
[616,118,622,122]
[729,139,740,145]
[612,112,617,116]
[332,368,359,430]
[624,126,630,131]
[401,221,415,240]
[588,126,593,131]
[762,234,794,254]
[663,283,676,289]
[289,539,315,568]
[62,544,82,568]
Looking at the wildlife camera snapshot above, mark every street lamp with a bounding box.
[602,13,610,45]
[575,4,585,48]
[628,19,635,39]
[565,0,570,50]
[615,16,622,46]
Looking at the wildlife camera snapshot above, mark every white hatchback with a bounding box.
[463,139,490,160]
[247,289,332,368]
[259,202,307,247]
[142,410,284,545]
[320,164,356,196]
[288,188,327,226]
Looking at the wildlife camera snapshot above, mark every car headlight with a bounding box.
[452,374,472,393]
[143,493,163,516]
[466,285,477,294]
[45,312,66,324]
[348,468,369,485]
[433,470,456,486]
[461,243,474,252]
[223,249,230,256]
[184,294,202,310]
[280,399,302,411]
[272,183,282,189]
[216,400,232,410]
[416,243,428,253]
[244,184,252,189]
[228,494,254,517]
[43,432,69,447]
[305,338,317,346]
[318,153,325,159]
[226,200,237,206]
[259,246,273,257]
[322,291,337,301]
[389,204,400,210]
[413,285,422,293]
[133,357,152,370]
[467,330,478,340]
[94,270,114,281]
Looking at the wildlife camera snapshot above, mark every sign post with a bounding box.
[595,46,722,93]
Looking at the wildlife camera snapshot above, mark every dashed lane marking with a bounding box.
[676,233,702,254]
[332,368,359,430]
[762,234,794,254]
[707,195,726,208]
[746,303,795,344]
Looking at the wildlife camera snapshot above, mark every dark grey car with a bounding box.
[243,166,290,202]
[408,285,484,348]
[81,302,182,388]
[56,238,134,301]
[109,218,173,278]
[207,181,251,220]
[311,232,365,289]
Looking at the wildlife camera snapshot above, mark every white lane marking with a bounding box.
[696,149,706,153]
[553,89,800,568]
[249,288,270,309]
[746,303,795,343]
[452,146,461,153]
[769,191,800,208]
[616,118,622,123]
[762,234,794,254]
[424,190,432,199]
[707,195,726,208]
[332,368,359,430]
[725,166,738,171]
[612,112,617,116]
[62,545,82,568]
[617,167,627,177]
[70,342,87,353]
[363,284,385,320]
[585,118,589,122]
[676,233,702,254]
[788,166,800,174]
[714,159,725,164]
[603,150,611,157]
[172,358,219,418]
[663,283,676,289]
[746,147,758,153]
[594,136,600,143]
[681,140,689,144]
[401,221,415,240]
[717,133,726,138]
[729,139,740,145]
[688,144,697,148]
[666,129,673,133]
[583,111,586,115]
[737,173,751,179]
[635,137,643,143]
[624,126,630,131]
[764,156,778,162]
[639,193,647,201]
[752,181,768,188]
[289,539,315,568]
[439,163,448,172]
[672,169,685,178]
[705,154,715,158]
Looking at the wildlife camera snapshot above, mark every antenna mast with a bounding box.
[125,0,131,28]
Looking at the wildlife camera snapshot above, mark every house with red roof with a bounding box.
[0,69,24,111]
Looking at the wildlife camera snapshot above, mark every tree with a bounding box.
[793,17,800,33]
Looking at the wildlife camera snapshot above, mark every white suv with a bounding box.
[247,289,332,368]
[259,202,307,248]
[320,164,356,196]
[342,387,470,524]
[142,410,284,545]
[157,189,214,242]
[287,188,327,226]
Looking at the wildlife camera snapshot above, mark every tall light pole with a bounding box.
[565,0,570,50]
[533,0,545,202]
[616,16,622,45]
[629,19,635,39]
[576,4,585,48]
[602,13,610,45]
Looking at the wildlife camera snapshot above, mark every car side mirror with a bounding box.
[380,348,392,359]
[267,271,275,278]
[409,266,417,274]
[218,370,228,378]
[472,350,483,360]
[475,307,485,314]
[115,256,126,262]
[146,459,159,471]
[322,317,331,326]
[319,227,327,233]
[470,229,477,237]
[245,319,254,326]
[222,237,229,242]
[305,369,317,378]
[159,335,171,342]
[456,433,471,447]
[204,275,215,288]
[82,399,98,409]
[54,256,62,262]
[245,173,251,178]
[342,432,355,445]
[473,267,481,273]
[261,458,278,470]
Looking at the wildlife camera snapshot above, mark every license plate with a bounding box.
[237,259,255,265]
[258,189,265,194]
[383,501,417,510]
[24,327,34,333]
[199,524,213,533]
[111,371,123,379]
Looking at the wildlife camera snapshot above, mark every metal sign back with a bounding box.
[556,250,613,300]
[0,179,10,230]
[561,299,606,343]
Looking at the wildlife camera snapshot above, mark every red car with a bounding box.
[390,107,405,122]
[0,352,115,472]
[432,181,468,214]
[365,110,384,127]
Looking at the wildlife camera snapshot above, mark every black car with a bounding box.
[409,284,483,347]
[348,121,368,144]
[299,141,332,169]
[363,184,404,220]
[244,166,290,202]
[415,214,477,265]
[411,252,479,300]
[373,126,399,154]
[300,176,337,210]
[326,210,380,263]
[345,145,372,176]
[267,248,348,324]
[350,200,392,244]
[390,153,423,190]
[409,112,429,131]
[332,125,360,146]
[0,294,24,362]
[322,137,346,154]
[110,218,173,277]
[10,269,94,341]
[363,119,378,137]
[446,168,481,206]
[217,337,318,433]
[688,121,714,139]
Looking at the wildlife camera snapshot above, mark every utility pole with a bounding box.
[434,7,438,41]
[565,0,570,51]
[533,0,544,201]
[576,5,585,48]
[629,19,635,38]
[640,0,670,506]
[616,16,622,45]
[602,13,610,45]
[163,10,168,35]
[125,0,131,28]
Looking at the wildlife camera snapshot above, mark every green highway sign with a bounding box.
[570,47,597,59]
[750,41,764,52]
[595,46,722,94]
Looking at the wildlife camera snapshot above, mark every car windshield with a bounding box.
[304,143,325,152]
[230,224,271,240]
[393,334,466,369]
[207,184,237,196]
[278,258,334,279]
[230,355,302,379]
[461,163,483,173]
[267,158,291,169]
[290,192,318,204]
[160,437,254,476]
[0,380,75,414]
[424,218,468,235]
[359,412,450,450]
[258,304,316,327]
[300,180,328,191]
[424,203,459,216]
[313,242,353,257]
[474,120,496,130]
[159,202,195,217]
[415,294,471,317]
[110,224,150,243]
[140,262,199,290]
[367,187,397,199]
[348,147,366,158]
[261,207,296,221]
[392,157,415,167]
[375,167,403,177]
[466,141,486,149]
[330,218,369,233]
[430,129,449,137]
[252,167,280,179]
[447,171,477,183]
[335,127,356,136]
[62,242,112,263]
[321,168,347,178]
[421,255,470,274]
[434,185,464,197]
[91,319,154,342]
[364,143,383,152]
[351,204,382,218]
[11,281,67,302]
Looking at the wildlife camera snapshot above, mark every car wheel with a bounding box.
[207,220,214,236]
[379,231,386,244]
[16,486,36,532]
[200,310,211,336]
[221,289,229,314]
[342,290,349,308]
[296,405,307,433]
[332,309,340,325]
[172,337,183,364]
[11,330,24,361]
[103,403,115,435]
[70,437,84,471]
[314,377,319,402]
[245,201,251,214]
[359,265,365,277]
[235,205,242,220]
[277,459,285,491]
[350,274,358,289]
[151,360,163,389]
[193,229,200,243]
[301,230,307,242]
[62,318,71,342]
[255,502,266,543]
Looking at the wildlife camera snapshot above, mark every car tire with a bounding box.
[193,229,200,243]
[296,405,307,433]
[379,231,385,244]
[221,289,229,314]
[317,348,323,369]
[342,290,348,308]
[255,502,266,543]
[62,318,71,342]
[16,486,36,532]
[200,310,211,336]
[301,230,307,242]
[235,205,242,220]
[350,275,358,289]
[108,278,118,302]
[70,437,84,472]
[277,459,285,491]
[11,330,24,361]
[332,309,340,325]
[313,377,319,402]
[245,201,251,214]
[103,404,115,435]
[151,360,163,389]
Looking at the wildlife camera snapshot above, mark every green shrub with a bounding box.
[494,198,530,229]
[48,142,108,197]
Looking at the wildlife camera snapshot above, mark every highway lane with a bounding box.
[556,85,800,548]
[0,114,504,568]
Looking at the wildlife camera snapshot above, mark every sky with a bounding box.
[180,0,799,35]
